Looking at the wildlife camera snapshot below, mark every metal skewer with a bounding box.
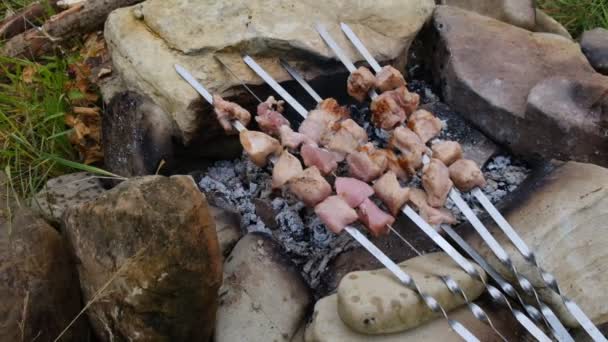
[237,59,481,342]
[338,21,602,342]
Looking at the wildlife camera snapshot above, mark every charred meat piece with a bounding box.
[408,109,443,144]
[375,65,406,92]
[239,130,281,167]
[346,145,388,182]
[409,189,456,226]
[279,125,317,150]
[272,150,303,189]
[432,141,463,166]
[314,196,359,234]
[390,126,427,174]
[213,94,252,133]
[323,119,368,155]
[317,98,350,119]
[288,166,332,207]
[347,66,375,102]
[371,92,407,130]
[335,177,374,208]
[422,158,453,207]
[373,171,410,215]
[389,86,420,116]
[449,159,487,192]
[301,144,338,176]
[358,198,395,237]
[256,96,290,136]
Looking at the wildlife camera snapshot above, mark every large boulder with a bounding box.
[63,175,223,340]
[431,6,608,166]
[581,28,608,75]
[533,9,572,39]
[215,233,312,342]
[468,162,608,327]
[104,0,435,144]
[0,172,88,341]
[438,0,535,29]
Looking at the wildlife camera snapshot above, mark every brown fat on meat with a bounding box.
[431,141,463,166]
[373,171,410,215]
[239,130,281,167]
[408,109,443,144]
[213,94,252,133]
[288,166,333,207]
[449,159,487,192]
[271,150,303,189]
[370,92,407,130]
[422,158,453,208]
[375,65,406,92]
[347,66,375,102]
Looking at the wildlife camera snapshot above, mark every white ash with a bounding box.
[199,156,358,290]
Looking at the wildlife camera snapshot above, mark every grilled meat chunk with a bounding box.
[335,177,374,208]
[298,107,346,144]
[390,126,427,174]
[271,150,303,189]
[239,130,281,167]
[358,198,394,237]
[255,96,290,136]
[422,158,453,207]
[347,66,375,102]
[370,92,407,130]
[408,109,443,144]
[431,141,463,166]
[409,188,456,226]
[213,94,252,133]
[288,166,332,207]
[279,125,317,150]
[317,98,350,119]
[375,65,406,92]
[389,86,420,116]
[323,119,368,155]
[301,144,338,176]
[346,144,388,182]
[373,171,410,215]
[449,159,486,192]
[314,196,359,234]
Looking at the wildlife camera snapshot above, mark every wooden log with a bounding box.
[0,1,59,40]
[1,0,144,59]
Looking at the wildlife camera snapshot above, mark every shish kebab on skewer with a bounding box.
[174,64,482,342]
[243,54,552,342]
[313,23,571,341]
[277,58,569,342]
[336,21,606,342]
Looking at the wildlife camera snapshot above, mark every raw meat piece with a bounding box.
[347,66,375,102]
[239,130,281,167]
[373,171,410,215]
[347,150,386,182]
[408,109,443,143]
[432,141,463,166]
[301,144,338,175]
[449,159,487,192]
[314,196,359,234]
[323,119,367,155]
[255,96,290,136]
[375,65,406,92]
[279,125,317,150]
[422,158,453,207]
[357,198,394,236]
[288,166,332,207]
[370,92,407,130]
[271,150,303,189]
[213,94,252,133]
[335,177,374,208]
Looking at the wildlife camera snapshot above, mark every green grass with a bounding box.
[538,0,608,37]
[0,0,51,18]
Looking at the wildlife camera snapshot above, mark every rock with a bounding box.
[216,233,312,342]
[468,162,608,327]
[525,77,607,163]
[103,91,178,177]
[31,172,105,224]
[336,252,486,334]
[0,172,87,341]
[209,205,242,257]
[581,28,608,75]
[438,0,535,29]
[432,6,608,166]
[63,175,222,340]
[306,294,521,341]
[104,0,435,144]
[533,9,572,40]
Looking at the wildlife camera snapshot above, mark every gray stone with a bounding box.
[468,162,608,327]
[581,28,608,75]
[103,91,178,177]
[438,0,535,29]
[216,233,312,342]
[209,205,242,258]
[533,9,572,40]
[31,172,105,224]
[0,172,88,341]
[104,0,435,144]
[63,175,223,340]
[432,6,608,166]
[337,252,486,334]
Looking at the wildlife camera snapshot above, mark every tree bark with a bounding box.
[1,0,144,59]
[0,2,58,40]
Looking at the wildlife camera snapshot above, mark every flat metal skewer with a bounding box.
[338,21,603,342]
[239,59,481,342]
